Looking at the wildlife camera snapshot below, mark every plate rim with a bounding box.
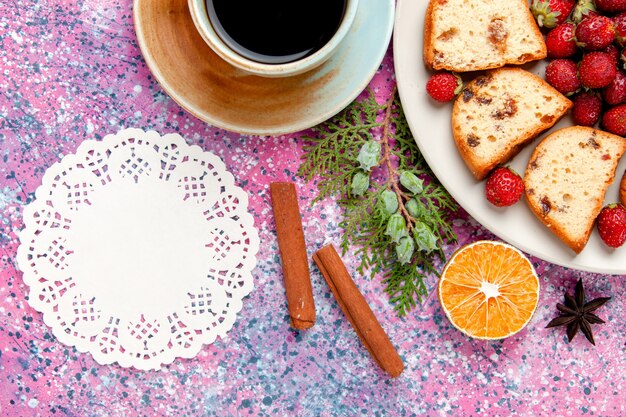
[133,0,395,136]
[393,0,626,275]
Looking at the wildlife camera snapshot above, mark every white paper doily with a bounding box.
[16,129,259,370]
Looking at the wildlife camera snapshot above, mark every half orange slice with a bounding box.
[438,241,540,339]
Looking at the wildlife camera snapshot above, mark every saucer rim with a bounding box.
[133,0,395,136]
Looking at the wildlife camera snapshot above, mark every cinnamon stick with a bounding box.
[313,244,404,378]
[270,182,315,329]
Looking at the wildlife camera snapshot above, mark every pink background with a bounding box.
[1,1,625,416]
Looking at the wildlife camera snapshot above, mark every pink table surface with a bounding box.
[1,1,625,416]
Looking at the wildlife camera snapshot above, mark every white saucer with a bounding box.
[134,0,395,135]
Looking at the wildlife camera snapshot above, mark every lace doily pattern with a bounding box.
[17,129,259,369]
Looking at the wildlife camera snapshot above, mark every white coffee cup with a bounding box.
[188,0,359,78]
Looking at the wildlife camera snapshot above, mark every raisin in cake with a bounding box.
[452,67,571,180]
[424,0,546,72]
[524,126,626,253]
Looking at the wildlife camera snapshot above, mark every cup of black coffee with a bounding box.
[188,0,358,77]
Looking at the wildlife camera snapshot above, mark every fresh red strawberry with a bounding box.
[595,0,626,13]
[572,0,598,24]
[546,23,578,58]
[485,167,525,207]
[572,92,603,126]
[426,72,462,103]
[579,52,617,88]
[602,104,626,135]
[575,15,615,51]
[531,0,576,28]
[603,70,626,105]
[614,13,626,47]
[597,204,626,248]
[621,47,626,69]
[545,59,581,94]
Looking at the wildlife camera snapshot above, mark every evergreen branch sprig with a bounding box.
[380,86,416,234]
[298,84,458,316]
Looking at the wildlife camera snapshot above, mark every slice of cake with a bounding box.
[424,0,547,72]
[524,126,626,253]
[452,67,572,180]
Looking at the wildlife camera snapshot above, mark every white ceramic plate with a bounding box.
[394,0,626,274]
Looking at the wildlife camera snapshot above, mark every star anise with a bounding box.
[546,278,611,345]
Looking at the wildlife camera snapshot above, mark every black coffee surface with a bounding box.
[206,0,347,64]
